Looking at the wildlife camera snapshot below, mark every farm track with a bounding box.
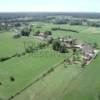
[8,59,65,100]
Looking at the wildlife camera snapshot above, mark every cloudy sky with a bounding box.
[0,0,99,12]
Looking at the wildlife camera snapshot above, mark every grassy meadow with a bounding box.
[0,22,100,100]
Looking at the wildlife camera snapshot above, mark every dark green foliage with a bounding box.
[25,46,33,53]
[0,98,3,100]
[87,21,100,27]
[93,43,98,48]
[34,30,40,36]
[59,44,67,53]
[13,34,21,39]
[51,27,78,33]
[52,39,61,51]
[47,68,54,74]
[69,20,82,25]
[16,53,21,57]
[38,43,47,49]
[72,48,77,55]
[52,39,67,53]
[47,37,53,44]
[53,18,67,24]
[21,52,26,56]
[0,82,2,85]
[97,94,100,100]
[0,57,11,62]
[81,61,86,68]
[14,23,21,27]
[10,76,15,82]
[44,31,52,35]
[21,27,31,36]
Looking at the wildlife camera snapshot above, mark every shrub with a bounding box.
[0,98,3,100]
[52,39,60,51]
[21,27,31,36]
[59,44,67,53]
[47,68,54,74]
[10,76,15,82]
[34,30,40,36]
[22,52,26,56]
[47,37,53,44]
[16,53,21,57]
[44,31,52,35]
[0,82,2,85]
[13,34,21,39]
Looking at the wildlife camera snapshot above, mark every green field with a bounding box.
[0,22,100,100]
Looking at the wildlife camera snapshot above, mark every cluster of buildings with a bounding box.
[34,33,99,65]
[34,32,52,41]
[12,24,99,65]
[59,36,99,65]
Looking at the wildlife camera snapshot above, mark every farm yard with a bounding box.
[0,14,100,100]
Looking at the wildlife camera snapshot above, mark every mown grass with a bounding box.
[0,22,100,100]
[13,63,82,100]
[0,47,65,100]
[0,32,41,57]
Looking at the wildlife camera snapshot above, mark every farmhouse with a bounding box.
[39,32,46,37]
[80,44,99,64]
[58,36,99,65]
[34,32,46,40]
[59,36,74,48]
[34,31,52,40]
[73,41,99,65]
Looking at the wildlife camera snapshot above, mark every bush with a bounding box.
[22,52,26,56]
[10,76,15,82]
[14,23,21,27]
[13,34,21,39]
[52,39,60,51]
[34,30,40,36]
[51,27,78,33]
[21,27,31,36]
[38,43,47,49]
[0,57,11,62]
[52,39,68,53]
[47,37,53,44]
[44,31,52,35]
[47,68,54,74]
[0,82,2,85]
[16,53,21,57]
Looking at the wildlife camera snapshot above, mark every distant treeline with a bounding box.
[1,12,100,19]
[51,27,79,33]
[0,13,100,28]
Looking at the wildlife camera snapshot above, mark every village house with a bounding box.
[81,44,94,59]
[73,39,99,64]
[34,31,52,40]
[80,44,99,65]
[59,36,74,48]
[34,32,47,40]
[59,36,99,65]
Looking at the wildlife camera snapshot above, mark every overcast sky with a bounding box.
[0,0,99,12]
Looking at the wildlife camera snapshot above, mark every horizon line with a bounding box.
[0,11,100,13]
